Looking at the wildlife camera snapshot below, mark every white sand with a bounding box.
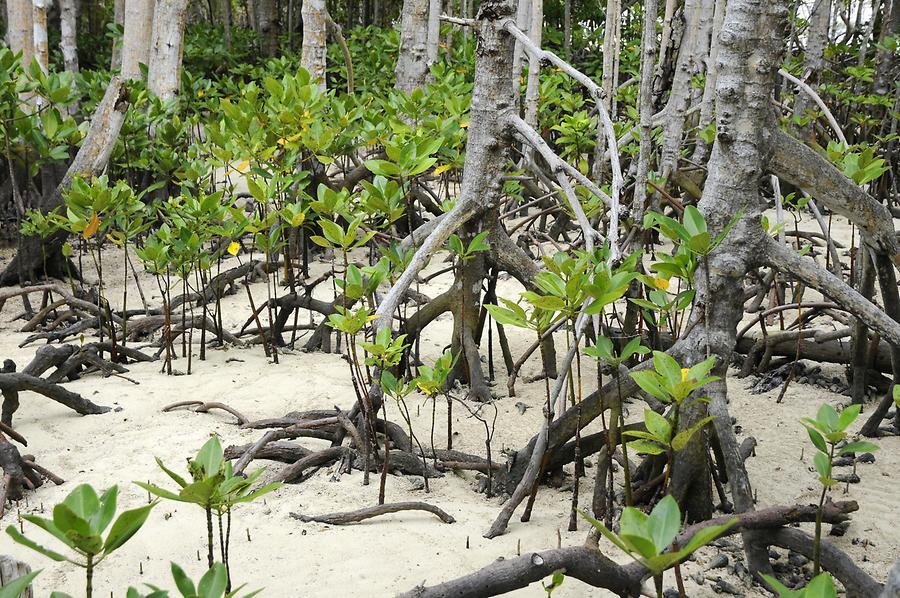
[0,208,897,597]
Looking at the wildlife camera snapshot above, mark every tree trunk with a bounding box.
[426,0,441,68]
[110,0,126,70]
[147,0,191,101]
[31,0,50,73]
[395,0,429,92]
[7,0,34,68]
[222,0,233,48]
[121,0,154,80]
[301,0,328,90]
[874,0,900,95]
[255,0,279,57]
[59,0,80,75]
[793,0,831,141]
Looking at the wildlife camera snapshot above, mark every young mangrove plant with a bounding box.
[800,403,878,575]
[583,495,735,598]
[6,484,157,598]
[136,437,281,589]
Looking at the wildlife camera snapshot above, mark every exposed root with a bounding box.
[290,501,456,525]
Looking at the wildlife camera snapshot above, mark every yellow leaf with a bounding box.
[459,121,469,129]
[433,164,451,176]
[225,159,251,176]
[227,241,241,256]
[653,276,670,291]
[681,368,690,382]
[82,212,100,240]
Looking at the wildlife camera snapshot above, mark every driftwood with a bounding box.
[0,367,111,427]
[161,400,249,425]
[290,501,456,525]
[401,500,868,598]
[0,555,34,598]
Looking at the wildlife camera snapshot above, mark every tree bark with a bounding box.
[59,0,80,75]
[255,0,279,57]
[147,0,191,101]
[301,0,328,90]
[7,0,34,68]
[121,0,154,80]
[395,0,430,92]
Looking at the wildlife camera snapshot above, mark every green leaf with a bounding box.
[63,484,100,521]
[103,502,156,554]
[134,481,184,502]
[813,451,832,483]
[804,426,828,454]
[680,518,737,555]
[194,437,224,477]
[51,504,94,552]
[627,439,667,455]
[682,205,707,237]
[648,496,681,553]
[171,562,196,597]
[836,404,862,431]
[5,525,68,562]
[672,416,715,451]
[579,511,633,556]
[629,371,671,403]
[0,570,41,598]
[198,563,229,598]
[643,410,671,443]
[652,351,682,386]
[365,160,400,177]
[816,404,839,433]
[838,441,879,455]
[155,457,189,488]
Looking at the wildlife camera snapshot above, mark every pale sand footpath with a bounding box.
[0,210,897,596]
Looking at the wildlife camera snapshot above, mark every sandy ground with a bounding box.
[0,208,898,597]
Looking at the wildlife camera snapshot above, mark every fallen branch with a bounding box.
[290,501,456,525]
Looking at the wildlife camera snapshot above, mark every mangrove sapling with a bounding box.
[412,350,457,456]
[127,562,262,598]
[626,352,719,484]
[5,484,157,598]
[380,370,431,492]
[582,495,736,598]
[800,403,878,575]
[761,571,838,598]
[135,437,281,588]
[361,326,410,499]
[584,336,650,509]
[450,394,499,496]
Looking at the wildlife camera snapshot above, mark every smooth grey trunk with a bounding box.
[301,0,328,90]
[59,0,79,74]
[632,0,658,240]
[427,0,442,67]
[110,0,125,69]
[691,0,727,162]
[121,0,154,80]
[659,0,713,178]
[563,0,571,57]
[511,0,530,79]
[7,0,34,68]
[600,0,621,112]
[874,0,900,94]
[522,0,542,133]
[255,0,278,57]
[32,0,50,74]
[793,0,831,140]
[147,0,191,101]
[395,0,430,92]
